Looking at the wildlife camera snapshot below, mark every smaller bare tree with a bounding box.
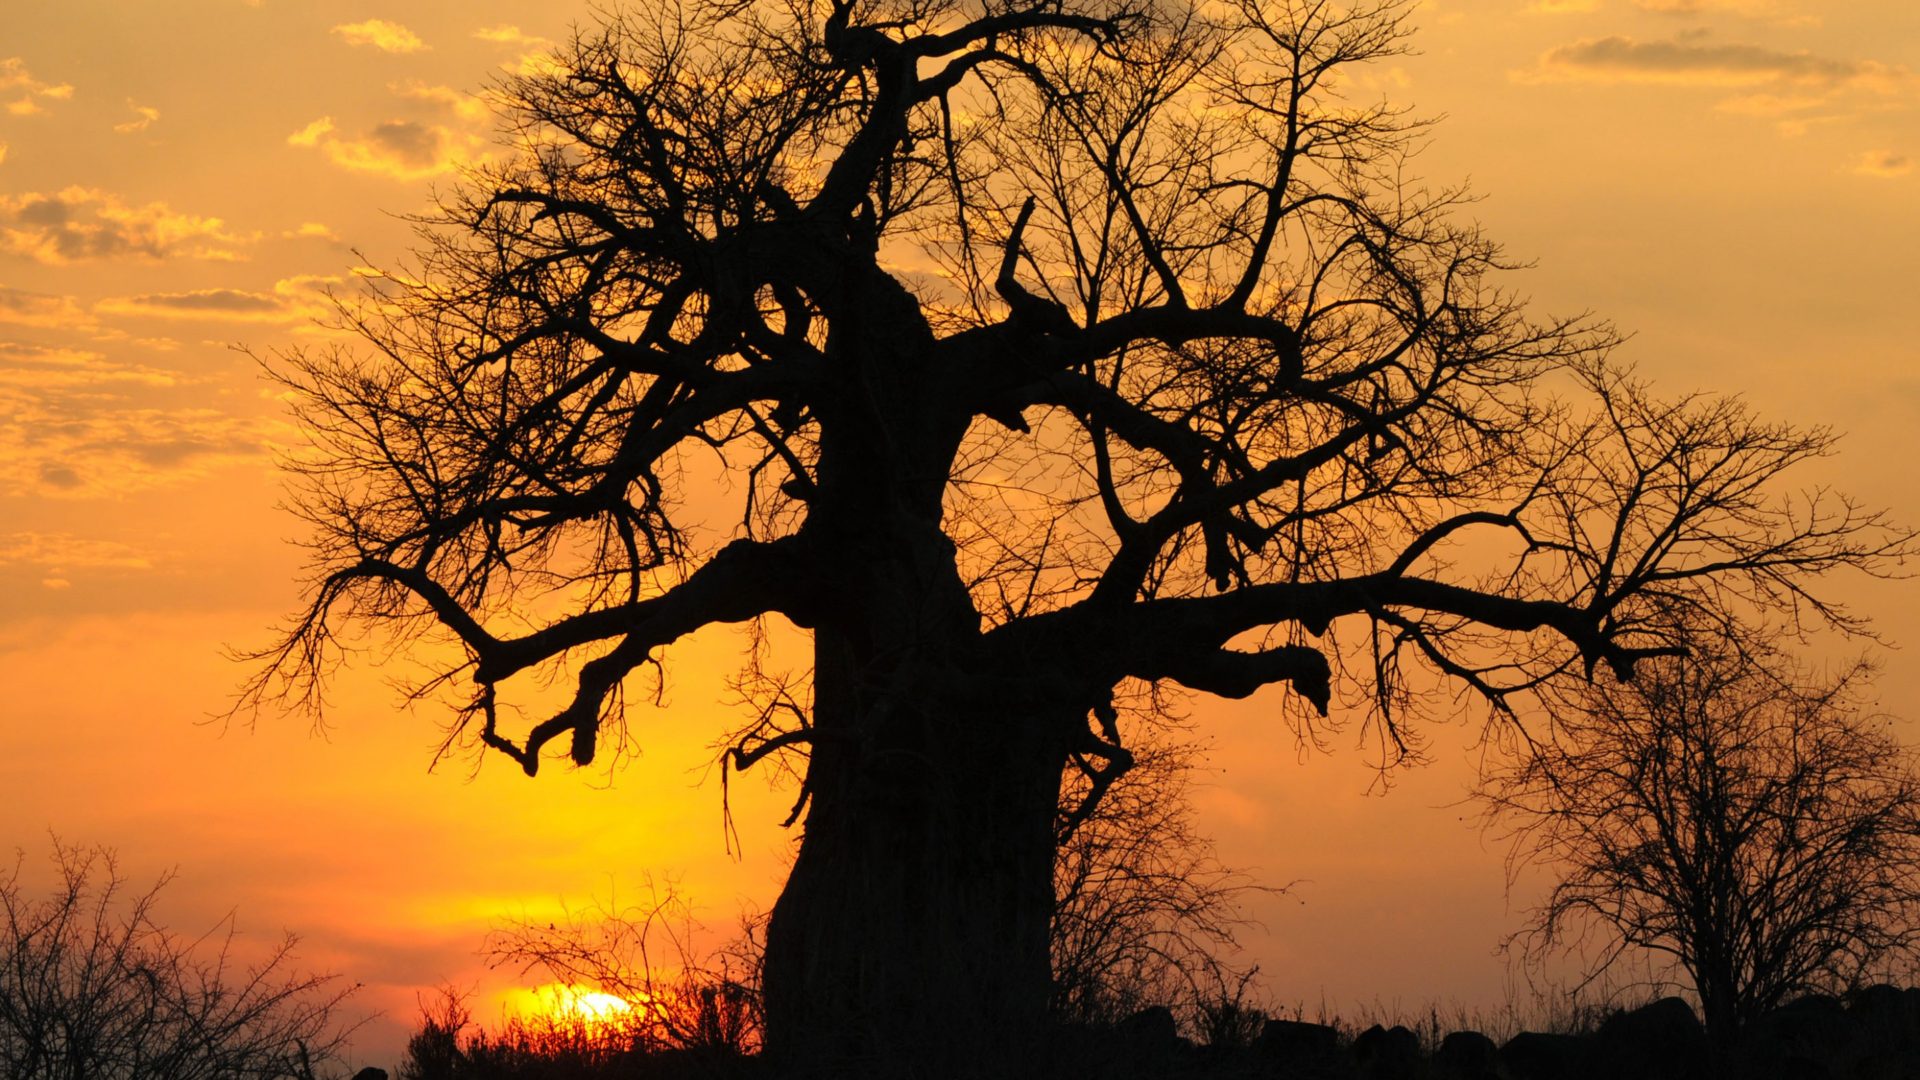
[1480,627,1920,1043]
[0,839,361,1080]
[1052,708,1275,1041]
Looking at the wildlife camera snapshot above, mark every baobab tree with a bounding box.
[246,0,1910,1069]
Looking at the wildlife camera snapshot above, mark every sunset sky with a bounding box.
[2,0,1915,1069]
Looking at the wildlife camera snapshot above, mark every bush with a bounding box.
[0,838,360,1080]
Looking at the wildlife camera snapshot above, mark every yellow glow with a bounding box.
[505,982,641,1029]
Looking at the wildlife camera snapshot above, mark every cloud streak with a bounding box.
[332,20,430,54]
[94,276,341,326]
[115,101,162,134]
[0,57,73,116]
[1852,150,1913,178]
[1518,37,1899,90]
[1631,0,1786,16]
[0,286,96,330]
[0,187,251,265]
[286,82,494,182]
[0,341,178,389]
[0,533,155,578]
[0,381,275,498]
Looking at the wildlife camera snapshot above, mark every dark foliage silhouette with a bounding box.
[483,879,764,1057]
[396,986,752,1080]
[242,0,1911,1067]
[1481,626,1920,1045]
[1051,720,1272,1035]
[0,840,359,1080]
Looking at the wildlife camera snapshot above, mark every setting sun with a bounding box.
[506,983,641,1030]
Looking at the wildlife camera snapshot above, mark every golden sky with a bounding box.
[1,0,1915,1068]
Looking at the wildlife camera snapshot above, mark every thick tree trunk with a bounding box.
[755,261,1081,1074]
[761,656,1071,1076]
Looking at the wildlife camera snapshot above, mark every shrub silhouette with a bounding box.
[0,839,359,1080]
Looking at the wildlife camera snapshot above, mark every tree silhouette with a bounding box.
[1481,628,1920,1046]
[0,841,359,1080]
[246,0,1910,1069]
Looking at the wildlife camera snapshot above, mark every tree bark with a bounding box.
[753,263,1083,1071]
[761,645,1071,1076]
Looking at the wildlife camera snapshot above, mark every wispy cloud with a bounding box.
[0,381,274,497]
[472,24,562,77]
[332,19,429,54]
[473,25,551,49]
[95,276,340,325]
[114,100,161,134]
[95,289,291,323]
[0,285,96,330]
[1631,0,1790,17]
[1517,37,1897,89]
[290,118,484,181]
[0,57,73,116]
[0,187,251,265]
[0,533,155,576]
[283,221,341,242]
[393,80,491,124]
[1852,150,1913,178]
[1524,0,1602,14]
[286,83,493,182]
[0,341,178,389]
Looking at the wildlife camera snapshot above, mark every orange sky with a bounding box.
[2,0,1915,1069]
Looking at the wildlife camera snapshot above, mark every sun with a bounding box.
[507,982,640,1030]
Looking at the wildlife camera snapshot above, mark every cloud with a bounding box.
[1631,0,1783,15]
[95,289,290,323]
[0,381,275,497]
[0,286,96,330]
[0,341,178,389]
[1525,0,1601,13]
[284,221,342,242]
[94,276,341,326]
[473,25,551,48]
[287,116,336,148]
[0,187,251,265]
[0,330,274,498]
[287,84,494,182]
[0,532,154,571]
[1518,37,1895,89]
[300,119,482,181]
[114,100,161,134]
[472,24,560,76]
[394,80,491,124]
[1852,150,1913,178]
[0,57,73,116]
[0,142,9,166]
[332,19,429,54]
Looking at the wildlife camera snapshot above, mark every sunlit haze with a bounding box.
[2,0,1914,1070]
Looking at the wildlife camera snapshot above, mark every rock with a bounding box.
[1353,1024,1421,1080]
[1258,1017,1342,1057]
[1594,997,1707,1080]
[1501,1030,1588,1080]
[1119,1004,1180,1045]
[1435,1029,1500,1079]
[1756,994,1854,1062]
[1257,1018,1347,1077]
